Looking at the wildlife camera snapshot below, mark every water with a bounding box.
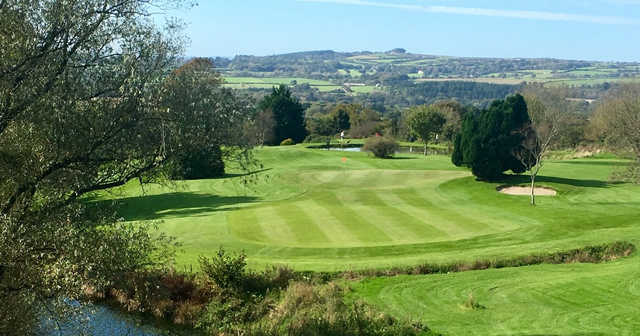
[40,302,170,336]
[312,145,452,155]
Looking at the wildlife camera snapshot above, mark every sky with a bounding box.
[162,0,640,61]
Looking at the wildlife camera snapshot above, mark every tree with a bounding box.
[307,114,337,149]
[590,84,640,183]
[328,104,351,131]
[250,108,276,147]
[406,105,446,156]
[0,1,252,333]
[513,86,572,205]
[452,94,533,180]
[345,104,382,138]
[258,85,307,145]
[162,58,252,180]
[432,100,466,142]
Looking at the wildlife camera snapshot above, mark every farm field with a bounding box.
[222,76,342,92]
[104,145,640,272]
[222,76,376,93]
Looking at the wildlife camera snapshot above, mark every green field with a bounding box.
[223,76,342,92]
[105,146,639,270]
[350,259,640,335]
[222,76,378,93]
[103,145,640,334]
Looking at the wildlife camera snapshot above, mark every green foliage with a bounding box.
[406,105,446,155]
[342,241,635,278]
[256,282,430,336]
[258,85,308,145]
[200,248,248,291]
[0,3,255,332]
[452,94,533,180]
[362,136,399,158]
[193,248,427,335]
[307,114,337,149]
[329,104,352,131]
[168,145,225,180]
[280,138,295,146]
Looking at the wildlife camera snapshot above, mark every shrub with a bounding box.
[260,282,430,336]
[304,134,330,143]
[362,136,399,158]
[199,248,248,291]
[280,138,295,146]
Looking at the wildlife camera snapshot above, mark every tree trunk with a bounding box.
[423,143,427,156]
[530,172,536,206]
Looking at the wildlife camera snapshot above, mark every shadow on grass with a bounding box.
[557,160,635,167]
[220,168,272,179]
[500,174,618,189]
[96,193,259,221]
[388,156,418,160]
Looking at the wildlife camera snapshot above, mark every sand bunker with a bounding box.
[497,185,557,196]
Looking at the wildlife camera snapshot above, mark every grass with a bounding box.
[99,145,640,334]
[100,145,640,273]
[349,258,640,335]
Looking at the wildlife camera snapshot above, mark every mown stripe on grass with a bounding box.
[394,188,492,237]
[251,205,297,245]
[315,192,392,243]
[227,207,270,244]
[273,202,330,245]
[354,190,448,242]
[302,199,360,245]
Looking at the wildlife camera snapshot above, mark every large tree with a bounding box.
[0,1,252,333]
[590,84,640,183]
[452,94,533,180]
[258,85,307,145]
[406,105,446,156]
[307,114,337,149]
[328,104,351,131]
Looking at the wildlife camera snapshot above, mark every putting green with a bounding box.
[105,146,640,271]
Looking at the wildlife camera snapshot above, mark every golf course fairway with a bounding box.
[104,145,639,272]
[102,145,640,334]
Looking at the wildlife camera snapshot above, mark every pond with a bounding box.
[308,144,452,156]
[40,302,187,336]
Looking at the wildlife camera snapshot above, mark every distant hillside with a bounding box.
[213,49,640,85]
[208,50,640,109]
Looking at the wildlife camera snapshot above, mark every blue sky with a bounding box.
[164,0,640,61]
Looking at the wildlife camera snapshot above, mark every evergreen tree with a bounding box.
[452,94,534,180]
[258,85,307,145]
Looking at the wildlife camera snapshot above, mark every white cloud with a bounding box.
[297,0,639,25]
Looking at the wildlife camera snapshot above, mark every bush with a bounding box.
[258,282,430,336]
[362,136,399,158]
[199,248,248,291]
[280,138,295,146]
[304,134,329,143]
